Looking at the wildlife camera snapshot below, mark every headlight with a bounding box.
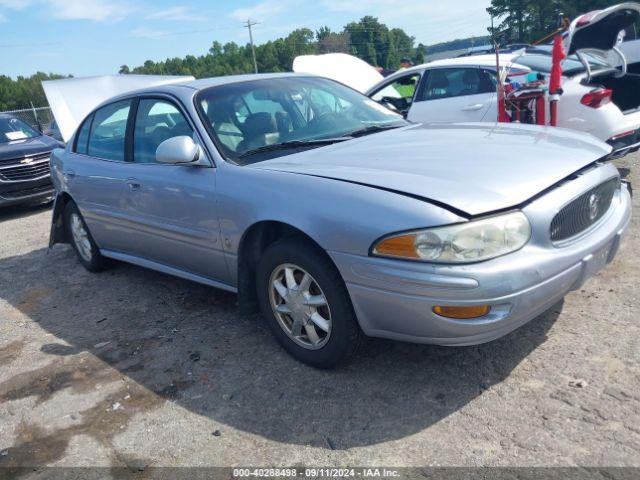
[372,211,531,263]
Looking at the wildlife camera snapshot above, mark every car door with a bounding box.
[117,96,230,284]
[369,72,422,117]
[408,67,496,123]
[65,99,133,253]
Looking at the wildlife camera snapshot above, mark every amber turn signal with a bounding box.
[433,305,491,319]
[373,234,419,258]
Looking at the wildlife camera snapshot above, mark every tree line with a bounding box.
[119,17,444,78]
[0,73,69,111]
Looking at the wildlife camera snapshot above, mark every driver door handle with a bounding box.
[126,178,141,191]
[462,104,484,111]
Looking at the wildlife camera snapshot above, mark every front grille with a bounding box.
[0,184,54,200]
[0,153,51,182]
[550,177,619,243]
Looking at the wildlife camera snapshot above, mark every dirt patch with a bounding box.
[0,354,193,477]
[0,340,26,366]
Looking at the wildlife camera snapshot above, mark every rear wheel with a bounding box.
[64,201,109,272]
[256,237,362,369]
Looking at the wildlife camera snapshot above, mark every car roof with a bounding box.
[120,72,317,98]
[386,53,523,75]
[425,54,519,69]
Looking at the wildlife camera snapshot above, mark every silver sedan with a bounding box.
[49,73,632,368]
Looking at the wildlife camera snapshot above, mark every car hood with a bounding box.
[251,123,612,216]
[293,53,384,93]
[0,135,59,161]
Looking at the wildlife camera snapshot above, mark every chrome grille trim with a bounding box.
[550,177,620,243]
[0,153,51,182]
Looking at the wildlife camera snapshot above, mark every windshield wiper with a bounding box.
[237,137,352,159]
[347,123,404,138]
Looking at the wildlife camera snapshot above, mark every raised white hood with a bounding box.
[42,74,194,142]
[293,53,383,93]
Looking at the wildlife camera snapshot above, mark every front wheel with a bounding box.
[64,201,109,272]
[256,238,362,369]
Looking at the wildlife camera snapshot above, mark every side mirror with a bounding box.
[156,136,200,165]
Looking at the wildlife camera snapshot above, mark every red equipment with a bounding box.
[549,34,566,126]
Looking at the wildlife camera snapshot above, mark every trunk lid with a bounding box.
[565,3,640,58]
[251,123,612,216]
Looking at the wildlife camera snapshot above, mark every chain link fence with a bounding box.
[1,106,54,131]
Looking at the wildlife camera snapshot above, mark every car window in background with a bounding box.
[197,77,407,164]
[418,68,492,101]
[0,116,40,143]
[371,74,421,103]
[74,115,93,154]
[87,100,131,161]
[133,99,193,164]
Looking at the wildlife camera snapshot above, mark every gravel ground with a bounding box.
[0,152,638,474]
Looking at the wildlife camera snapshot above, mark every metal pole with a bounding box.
[30,101,42,132]
[246,19,259,74]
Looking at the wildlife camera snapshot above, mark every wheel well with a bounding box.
[237,221,326,312]
[51,192,74,244]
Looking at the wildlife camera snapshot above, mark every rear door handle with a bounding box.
[462,104,484,111]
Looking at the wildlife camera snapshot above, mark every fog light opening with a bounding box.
[433,305,491,319]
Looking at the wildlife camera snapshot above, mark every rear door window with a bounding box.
[87,100,131,161]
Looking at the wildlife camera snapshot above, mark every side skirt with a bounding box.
[100,249,238,294]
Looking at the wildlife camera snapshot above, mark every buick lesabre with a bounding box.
[49,74,632,368]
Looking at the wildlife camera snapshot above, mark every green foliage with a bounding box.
[128,17,420,80]
[488,0,626,44]
[0,72,70,111]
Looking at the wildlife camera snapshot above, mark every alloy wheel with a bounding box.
[268,263,332,350]
[70,213,93,262]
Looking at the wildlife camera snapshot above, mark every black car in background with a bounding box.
[0,113,62,207]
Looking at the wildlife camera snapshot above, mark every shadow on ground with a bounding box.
[0,201,52,223]
[0,245,561,461]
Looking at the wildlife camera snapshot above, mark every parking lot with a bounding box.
[0,152,639,472]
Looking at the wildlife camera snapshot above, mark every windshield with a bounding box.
[516,52,610,76]
[196,76,407,164]
[0,116,40,144]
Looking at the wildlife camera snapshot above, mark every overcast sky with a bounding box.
[0,0,491,78]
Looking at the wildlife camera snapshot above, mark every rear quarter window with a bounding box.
[74,115,93,154]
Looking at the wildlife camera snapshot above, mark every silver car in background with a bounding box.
[49,73,632,368]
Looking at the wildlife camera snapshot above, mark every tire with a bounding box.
[64,201,109,272]
[256,237,362,369]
